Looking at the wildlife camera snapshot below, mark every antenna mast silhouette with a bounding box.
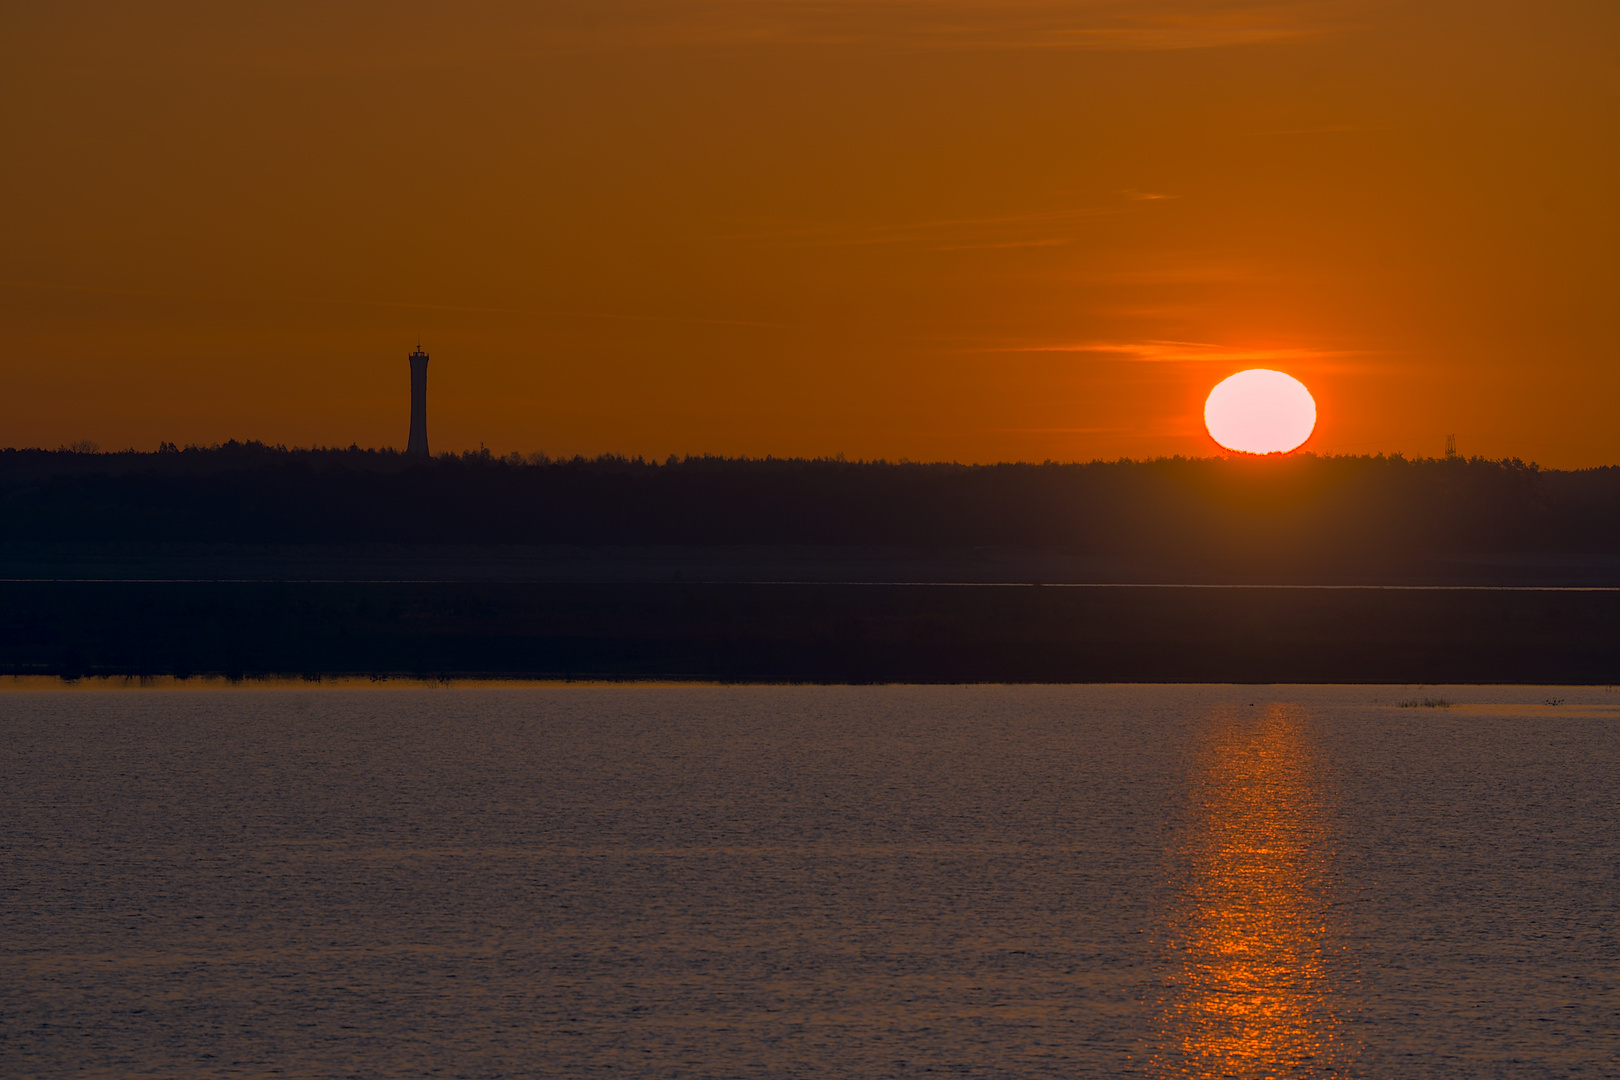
[1445,434,1457,460]
[407,344,430,458]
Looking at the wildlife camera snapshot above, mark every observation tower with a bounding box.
[406,345,430,457]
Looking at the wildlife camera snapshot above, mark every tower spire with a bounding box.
[406,343,430,458]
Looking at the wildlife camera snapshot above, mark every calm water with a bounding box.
[1,684,1616,1078]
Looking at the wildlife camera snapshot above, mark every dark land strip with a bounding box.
[7,542,1620,588]
[6,580,1619,683]
[9,448,1620,681]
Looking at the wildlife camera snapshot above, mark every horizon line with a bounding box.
[0,443,1572,470]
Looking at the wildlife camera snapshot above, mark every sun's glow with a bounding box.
[1204,370,1317,454]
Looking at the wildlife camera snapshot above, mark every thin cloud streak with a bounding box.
[933,238,1074,251]
[0,279,792,330]
[703,205,1123,243]
[1248,124,1394,136]
[700,203,1148,254]
[978,340,1371,364]
[8,0,1391,79]
[983,426,1135,433]
[614,0,1383,54]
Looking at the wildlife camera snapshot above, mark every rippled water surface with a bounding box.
[2,684,1616,1077]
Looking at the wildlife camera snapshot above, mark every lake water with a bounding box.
[2,684,1616,1078]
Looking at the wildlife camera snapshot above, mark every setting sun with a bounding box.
[1204,370,1317,455]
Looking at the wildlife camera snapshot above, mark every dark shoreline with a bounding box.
[8,579,1618,684]
[10,450,1620,683]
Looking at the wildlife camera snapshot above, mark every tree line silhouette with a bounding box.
[9,443,1620,678]
[2,442,1618,563]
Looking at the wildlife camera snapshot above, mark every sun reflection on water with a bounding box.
[1150,705,1350,1078]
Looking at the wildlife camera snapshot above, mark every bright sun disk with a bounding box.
[1204,369,1316,454]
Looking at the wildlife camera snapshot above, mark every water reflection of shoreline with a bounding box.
[1150,705,1349,1078]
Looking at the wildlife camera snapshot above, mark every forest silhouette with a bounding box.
[9,443,1620,681]
[3,443,1616,574]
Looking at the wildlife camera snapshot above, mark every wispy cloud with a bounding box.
[608,0,1382,53]
[983,426,1135,433]
[982,339,1367,364]
[11,0,1391,81]
[933,238,1075,251]
[1247,123,1392,136]
[701,200,1158,252]
[0,278,790,330]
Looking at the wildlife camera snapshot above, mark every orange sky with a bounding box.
[3,1,1617,464]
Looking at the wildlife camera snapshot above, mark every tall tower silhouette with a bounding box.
[406,345,430,457]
